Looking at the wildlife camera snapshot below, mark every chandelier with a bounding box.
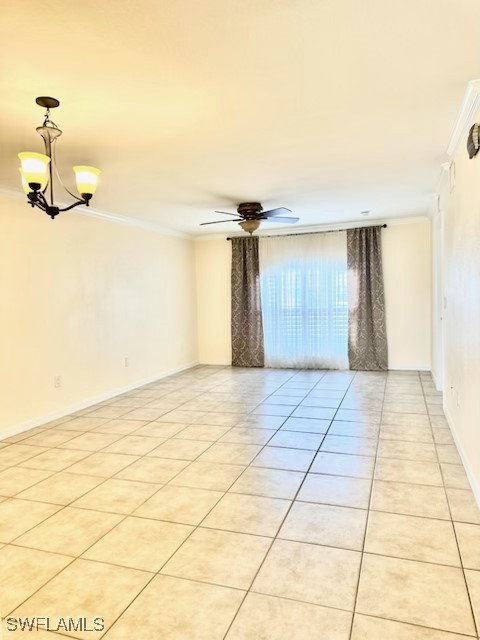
[18,97,101,219]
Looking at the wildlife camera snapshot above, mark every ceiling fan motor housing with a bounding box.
[237,202,264,218]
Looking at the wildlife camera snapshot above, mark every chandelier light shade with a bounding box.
[18,97,101,219]
[18,152,50,190]
[19,168,33,195]
[73,166,101,196]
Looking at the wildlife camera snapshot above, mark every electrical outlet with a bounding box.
[124,357,129,368]
[54,375,61,388]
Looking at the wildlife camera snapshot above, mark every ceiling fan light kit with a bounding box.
[239,219,261,235]
[201,201,299,235]
[18,97,101,219]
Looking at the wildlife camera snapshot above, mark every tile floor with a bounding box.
[0,366,479,639]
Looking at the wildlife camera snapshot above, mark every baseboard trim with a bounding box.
[443,404,480,508]
[431,368,443,392]
[388,366,432,372]
[1,361,199,441]
[198,360,231,366]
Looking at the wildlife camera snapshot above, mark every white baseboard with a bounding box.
[431,368,443,392]
[388,365,432,372]
[1,361,199,441]
[444,404,480,508]
[198,360,231,366]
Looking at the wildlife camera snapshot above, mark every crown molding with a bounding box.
[193,214,430,241]
[0,186,191,239]
[447,79,480,158]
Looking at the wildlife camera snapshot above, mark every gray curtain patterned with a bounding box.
[231,236,265,367]
[347,226,388,370]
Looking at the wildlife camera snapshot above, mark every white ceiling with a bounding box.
[1,0,479,235]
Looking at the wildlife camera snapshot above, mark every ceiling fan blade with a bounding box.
[265,216,299,223]
[262,207,293,218]
[200,220,240,225]
[214,210,241,217]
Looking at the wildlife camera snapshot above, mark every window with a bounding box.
[259,231,348,369]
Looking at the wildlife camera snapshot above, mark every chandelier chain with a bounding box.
[42,107,59,129]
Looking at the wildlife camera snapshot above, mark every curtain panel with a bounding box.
[347,226,388,370]
[259,231,349,369]
[231,236,265,367]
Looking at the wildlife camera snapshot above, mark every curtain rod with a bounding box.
[226,223,387,240]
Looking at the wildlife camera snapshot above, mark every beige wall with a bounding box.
[0,194,197,434]
[195,220,432,369]
[438,108,480,501]
[382,221,431,370]
[195,238,231,363]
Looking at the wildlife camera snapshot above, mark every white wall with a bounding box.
[438,106,480,501]
[0,194,198,435]
[195,220,432,369]
[430,208,444,389]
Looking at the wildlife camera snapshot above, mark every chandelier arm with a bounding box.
[58,199,88,213]
[35,190,49,209]
[51,141,83,202]
[31,199,47,213]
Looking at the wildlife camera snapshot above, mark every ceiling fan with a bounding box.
[200,202,299,235]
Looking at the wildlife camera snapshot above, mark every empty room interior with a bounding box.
[1,1,480,638]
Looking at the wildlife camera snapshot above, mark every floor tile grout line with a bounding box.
[220,369,360,640]
[420,373,479,639]
[350,611,478,639]
[4,425,454,477]
[55,558,475,640]
[347,370,388,640]
[2,548,79,619]
[5,394,426,455]
[8,493,476,529]
[0,445,469,512]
